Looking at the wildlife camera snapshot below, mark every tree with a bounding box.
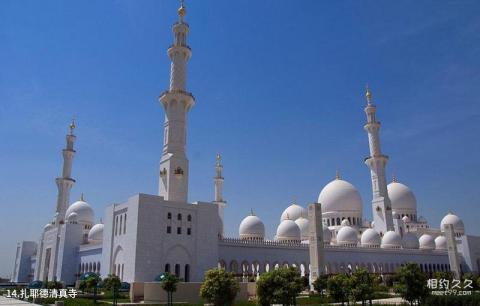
[462,272,478,290]
[256,267,304,306]
[350,268,375,306]
[327,273,351,305]
[159,273,179,306]
[82,274,100,304]
[103,274,121,306]
[46,280,63,289]
[312,274,328,297]
[200,268,240,306]
[394,263,429,306]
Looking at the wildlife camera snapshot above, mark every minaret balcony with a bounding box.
[364,154,389,162]
[159,90,195,110]
[168,45,192,59]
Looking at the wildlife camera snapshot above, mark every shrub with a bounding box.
[394,263,429,306]
[327,273,351,305]
[256,267,304,306]
[200,268,239,306]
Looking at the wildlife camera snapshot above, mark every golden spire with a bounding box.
[365,84,372,104]
[69,119,76,135]
[335,169,341,180]
[178,0,186,19]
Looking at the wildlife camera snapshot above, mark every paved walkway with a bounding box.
[0,296,41,305]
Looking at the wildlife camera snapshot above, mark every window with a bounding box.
[175,264,180,277]
[187,228,191,235]
[177,213,182,221]
[123,214,127,234]
[115,216,118,236]
[187,214,192,222]
[327,219,330,226]
[165,264,170,273]
[184,264,190,282]
[167,226,171,234]
[177,227,182,234]
[119,215,123,235]
[167,212,172,220]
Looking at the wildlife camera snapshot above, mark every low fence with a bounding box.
[131,281,256,304]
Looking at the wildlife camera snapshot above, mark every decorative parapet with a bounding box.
[219,237,448,254]
[220,237,307,248]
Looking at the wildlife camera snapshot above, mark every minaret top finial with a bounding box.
[216,153,222,165]
[178,0,186,19]
[335,169,341,180]
[69,119,76,135]
[365,84,372,105]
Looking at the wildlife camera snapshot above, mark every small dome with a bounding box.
[402,215,410,223]
[318,179,363,214]
[418,216,427,223]
[280,203,306,222]
[336,226,358,246]
[402,232,419,249]
[65,199,94,224]
[435,235,447,250]
[341,219,350,226]
[419,234,435,250]
[67,212,78,223]
[381,231,401,249]
[295,217,309,240]
[440,212,465,235]
[88,223,104,242]
[361,228,381,247]
[323,224,332,243]
[276,219,301,242]
[44,223,54,231]
[239,215,265,240]
[388,182,417,213]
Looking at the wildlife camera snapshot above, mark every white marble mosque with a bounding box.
[11,2,480,286]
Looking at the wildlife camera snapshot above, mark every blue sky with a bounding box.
[1,0,480,277]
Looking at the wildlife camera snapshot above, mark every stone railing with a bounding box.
[159,89,195,100]
[220,237,308,248]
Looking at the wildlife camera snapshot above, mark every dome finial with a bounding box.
[69,118,76,135]
[335,169,341,180]
[80,193,85,201]
[250,208,255,216]
[392,174,398,183]
[365,84,372,104]
[178,0,186,19]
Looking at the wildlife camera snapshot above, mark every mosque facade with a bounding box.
[11,3,480,285]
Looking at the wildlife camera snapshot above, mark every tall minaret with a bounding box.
[158,1,195,202]
[363,87,394,234]
[213,153,226,236]
[55,120,76,224]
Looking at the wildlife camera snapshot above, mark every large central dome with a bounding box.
[387,181,417,217]
[319,179,362,213]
